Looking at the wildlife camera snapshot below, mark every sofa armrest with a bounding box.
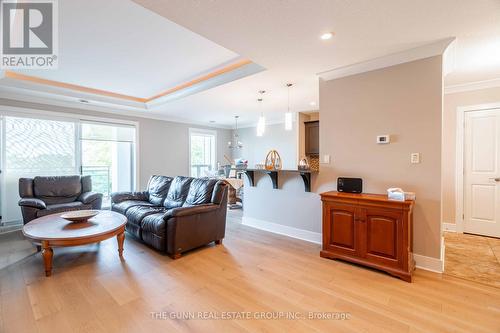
[18,198,46,209]
[164,203,226,255]
[110,191,148,204]
[78,191,103,204]
[163,204,218,220]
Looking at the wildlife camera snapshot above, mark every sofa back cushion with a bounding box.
[147,175,173,205]
[164,176,193,209]
[33,175,82,204]
[19,178,35,198]
[183,178,218,207]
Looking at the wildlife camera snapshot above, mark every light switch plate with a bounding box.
[410,153,420,164]
[377,135,390,144]
[322,154,331,164]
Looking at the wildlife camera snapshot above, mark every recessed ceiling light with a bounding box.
[310,101,317,106]
[320,32,334,40]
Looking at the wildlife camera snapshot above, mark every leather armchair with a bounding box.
[18,175,103,224]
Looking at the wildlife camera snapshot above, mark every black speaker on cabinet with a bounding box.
[337,177,363,194]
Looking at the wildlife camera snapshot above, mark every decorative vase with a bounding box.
[265,150,282,170]
[298,158,310,170]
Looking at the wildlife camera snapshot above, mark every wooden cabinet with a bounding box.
[320,191,414,282]
[304,121,319,156]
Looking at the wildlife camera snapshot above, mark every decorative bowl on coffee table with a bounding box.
[60,210,100,222]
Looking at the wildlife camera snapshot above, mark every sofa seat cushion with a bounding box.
[183,178,218,207]
[141,212,167,235]
[113,200,152,215]
[36,202,92,217]
[126,205,165,227]
[140,212,168,251]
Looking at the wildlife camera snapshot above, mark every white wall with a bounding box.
[232,120,322,235]
[0,99,232,190]
[232,122,297,169]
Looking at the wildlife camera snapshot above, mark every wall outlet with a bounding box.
[410,153,421,164]
[322,154,331,164]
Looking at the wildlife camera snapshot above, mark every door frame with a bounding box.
[455,102,500,233]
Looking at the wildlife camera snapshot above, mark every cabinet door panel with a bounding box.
[323,203,358,256]
[305,121,319,155]
[363,208,403,267]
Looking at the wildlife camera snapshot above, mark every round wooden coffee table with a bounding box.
[22,210,127,277]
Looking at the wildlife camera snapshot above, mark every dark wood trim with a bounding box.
[243,169,315,192]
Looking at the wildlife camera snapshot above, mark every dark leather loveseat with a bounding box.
[18,175,103,224]
[111,175,228,258]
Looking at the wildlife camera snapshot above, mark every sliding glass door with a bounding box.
[0,114,136,225]
[80,122,135,206]
[1,116,78,223]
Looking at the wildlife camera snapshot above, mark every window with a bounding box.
[189,129,216,178]
[0,114,137,224]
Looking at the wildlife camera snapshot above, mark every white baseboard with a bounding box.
[443,222,457,232]
[414,254,444,273]
[242,216,322,244]
[242,216,444,273]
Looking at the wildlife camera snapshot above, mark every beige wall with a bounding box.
[0,99,232,189]
[442,86,500,224]
[317,56,443,259]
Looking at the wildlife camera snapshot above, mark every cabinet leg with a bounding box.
[215,239,223,245]
[41,241,53,277]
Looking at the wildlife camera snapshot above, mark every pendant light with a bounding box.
[285,83,293,131]
[228,116,243,149]
[256,90,266,137]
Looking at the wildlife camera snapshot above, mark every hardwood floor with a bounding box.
[0,229,36,270]
[1,211,500,333]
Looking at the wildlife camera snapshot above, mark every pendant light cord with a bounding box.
[288,86,290,112]
[287,83,292,113]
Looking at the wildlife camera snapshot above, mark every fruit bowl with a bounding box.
[60,210,100,223]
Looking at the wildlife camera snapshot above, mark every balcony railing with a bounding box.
[81,165,111,199]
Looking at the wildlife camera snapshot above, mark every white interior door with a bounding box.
[464,108,500,237]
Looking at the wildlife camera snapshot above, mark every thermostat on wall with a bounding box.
[376,135,390,144]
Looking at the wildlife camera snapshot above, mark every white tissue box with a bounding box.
[387,188,416,201]
[387,189,405,201]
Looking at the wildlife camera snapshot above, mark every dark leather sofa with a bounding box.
[111,175,228,258]
[18,175,103,224]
